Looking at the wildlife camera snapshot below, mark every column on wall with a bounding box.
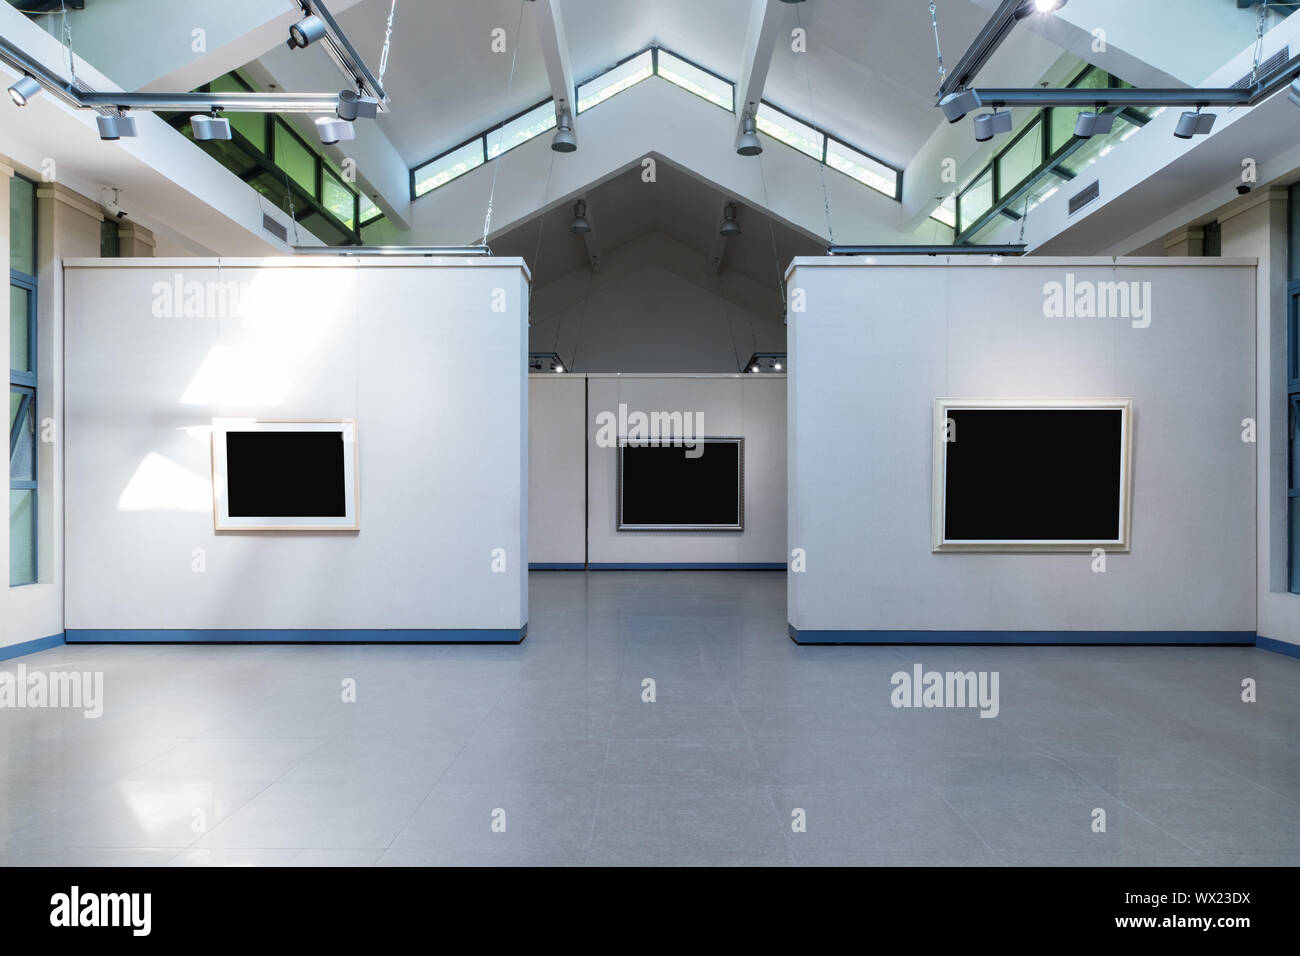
[1162,226,1205,258]
[117,222,156,257]
[1219,185,1297,646]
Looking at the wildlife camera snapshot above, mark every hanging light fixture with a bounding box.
[737,114,762,156]
[719,204,741,237]
[569,200,591,235]
[552,110,577,152]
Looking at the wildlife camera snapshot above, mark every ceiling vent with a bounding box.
[1068,180,1100,216]
[262,213,289,243]
[1233,46,1290,89]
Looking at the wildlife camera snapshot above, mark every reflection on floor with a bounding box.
[1,571,1297,866]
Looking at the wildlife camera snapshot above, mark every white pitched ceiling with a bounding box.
[489,155,823,292]
[330,0,1003,173]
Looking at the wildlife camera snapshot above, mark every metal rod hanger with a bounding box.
[290,246,492,256]
[973,87,1252,108]
[936,0,1023,97]
[298,0,390,107]
[78,91,344,112]
[0,1,390,116]
[965,50,1300,111]
[826,245,1027,256]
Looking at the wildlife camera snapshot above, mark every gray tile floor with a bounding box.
[1,571,1297,866]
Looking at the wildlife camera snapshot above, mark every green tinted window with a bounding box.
[9,488,34,586]
[959,167,993,233]
[210,74,266,149]
[274,121,317,195]
[10,176,35,276]
[10,286,30,373]
[997,118,1042,199]
[322,169,356,229]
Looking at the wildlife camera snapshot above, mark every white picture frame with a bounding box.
[932,398,1133,553]
[211,418,359,532]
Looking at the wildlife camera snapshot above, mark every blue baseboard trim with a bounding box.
[588,562,787,571]
[0,632,66,662]
[529,563,587,570]
[788,625,1257,646]
[66,625,528,645]
[1256,635,1300,659]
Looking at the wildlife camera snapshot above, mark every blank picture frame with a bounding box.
[211,419,359,532]
[932,399,1133,553]
[618,436,745,532]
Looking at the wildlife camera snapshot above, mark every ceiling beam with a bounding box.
[733,0,786,149]
[533,0,578,135]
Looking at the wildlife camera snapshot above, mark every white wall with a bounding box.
[584,374,786,567]
[62,257,528,639]
[787,257,1257,641]
[529,375,586,566]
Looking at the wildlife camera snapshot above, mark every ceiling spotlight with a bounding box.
[939,88,981,123]
[1290,78,1300,109]
[191,112,232,141]
[1174,109,1216,139]
[337,89,379,121]
[1014,0,1066,19]
[96,114,137,141]
[552,361,564,373]
[973,109,1013,142]
[315,116,355,145]
[774,360,782,370]
[569,200,591,235]
[737,114,762,156]
[288,14,327,50]
[1073,110,1115,139]
[8,75,40,107]
[552,110,577,152]
[749,363,760,373]
[719,204,741,237]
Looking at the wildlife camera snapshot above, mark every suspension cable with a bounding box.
[482,0,527,247]
[377,0,398,88]
[929,1,946,85]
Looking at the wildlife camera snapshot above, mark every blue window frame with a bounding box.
[10,173,37,587]
[1288,284,1300,593]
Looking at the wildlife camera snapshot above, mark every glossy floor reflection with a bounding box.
[1,571,1297,866]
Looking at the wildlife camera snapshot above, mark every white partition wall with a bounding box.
[787,257,1258,644]
[585,374,786,568]
[63,257,529,641]
[529,374,586,567]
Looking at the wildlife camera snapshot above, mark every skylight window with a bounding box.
[359,194,383,226]
[413,139,485,198]
[488,100,557,160]
[658,51,733,111]
[410,45,905,205]
[577,50,654,113]
[756,103,823,161]
[825,138,898,199]
[931,195,957,229]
